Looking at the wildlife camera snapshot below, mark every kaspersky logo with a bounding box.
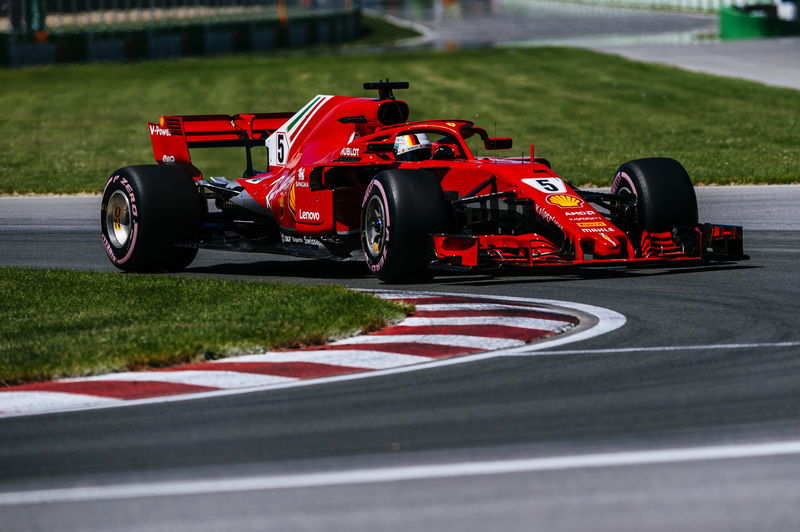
[546,194,584,208]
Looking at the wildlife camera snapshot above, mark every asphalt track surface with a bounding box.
[2,3,800,523]
[376,0,800,90]
[593,36,800,91]
[1,185,799,531]
[376,0,718,48]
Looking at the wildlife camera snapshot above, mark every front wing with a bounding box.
[430,224,746,269]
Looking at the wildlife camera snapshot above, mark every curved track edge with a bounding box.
[0,290,626,418]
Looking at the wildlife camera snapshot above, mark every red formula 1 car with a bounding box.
[101,81,745,282]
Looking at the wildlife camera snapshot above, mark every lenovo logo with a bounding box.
[298,209,321,221]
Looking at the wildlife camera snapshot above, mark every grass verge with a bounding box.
[1,46,798,193]
[0,267,410,386]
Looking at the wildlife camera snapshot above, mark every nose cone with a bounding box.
[593,233,624,257]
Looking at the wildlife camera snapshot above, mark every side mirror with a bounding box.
[484,137,512,150]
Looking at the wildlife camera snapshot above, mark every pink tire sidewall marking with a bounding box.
[611,171,637,196]
[101,174,141,265]
[362,179,392,273]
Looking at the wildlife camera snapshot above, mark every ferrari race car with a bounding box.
[101,81,746,282]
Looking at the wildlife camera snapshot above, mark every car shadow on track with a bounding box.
[186,259,374,280]
[184,256,757,287]
[435,263,759,288]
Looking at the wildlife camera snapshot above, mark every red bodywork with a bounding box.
[147,83,744,270]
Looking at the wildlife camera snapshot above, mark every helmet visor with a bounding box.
[399,146,432,161]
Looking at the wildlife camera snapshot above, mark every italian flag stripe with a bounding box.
[286,96,322,134]
[289,96,331,141]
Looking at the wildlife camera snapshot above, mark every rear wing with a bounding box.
[148,112,295,177]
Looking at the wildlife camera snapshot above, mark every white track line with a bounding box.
[0,392,122,415]
[411,303,575,316]
[333,334,526,349]
[61,370,294,389]
[400,316,573,330]
[2,439,800,505]
[215,350,433,369]
[518,340,800,357]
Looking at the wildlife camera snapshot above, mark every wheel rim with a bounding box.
[616,185,638,226]
[106,190,132,248]
[363,195,386,258]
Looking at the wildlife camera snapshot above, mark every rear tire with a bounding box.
[611,157,698,233]
[361,169,451,283]
[100,165,202,272]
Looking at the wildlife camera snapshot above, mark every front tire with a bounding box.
[611,157,698,233]
[100,165,202,272]
[361,169,451,283]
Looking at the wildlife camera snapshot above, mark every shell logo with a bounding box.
[546,194,584,208]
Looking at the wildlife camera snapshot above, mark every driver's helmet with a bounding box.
[394,133,432,161]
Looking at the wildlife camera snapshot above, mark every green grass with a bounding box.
[0,268,410,386]
[1,46,798,194]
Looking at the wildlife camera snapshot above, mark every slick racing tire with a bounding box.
[101,165,202,272]
[361,169,452,283]
[611,157,698,233]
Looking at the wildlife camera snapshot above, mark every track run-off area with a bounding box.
[1,186,799,531]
